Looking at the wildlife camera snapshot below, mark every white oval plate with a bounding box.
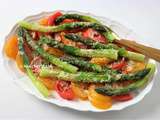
[2,10,157,112]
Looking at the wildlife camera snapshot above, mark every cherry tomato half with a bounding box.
[83,28,107,43]
[110,57,127,70]
[48,11,63,26]
[55,80,75,100]
[112,93,133,101]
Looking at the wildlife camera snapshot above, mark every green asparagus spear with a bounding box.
[55,13,100,24]
[17,27,50,97]
[54,13,118,42]
[39,36,118,60]
[66,47,118,59]
[22,28,78,73]
[60,55,102,72]
[38,36,148,82]
[39,66,150,83]
[39,67,119,83]
[95,63,155,96]
[38,37,119,73]
[118,48,145,62]
[120,68,151,80]
[51,52,149,80]
[65,33,118,49]
[19,21,106,32]
[65,33,145,62]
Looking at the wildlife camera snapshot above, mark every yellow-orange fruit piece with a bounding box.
[88,85,112,109]
[4,35,18,60]
[47,47,64,57]
[90,57,112,66]
[71,83,88,100]
[38,77,56,90]
[39,17,48,26]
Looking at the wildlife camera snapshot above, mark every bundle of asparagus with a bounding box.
[6,12,154,102]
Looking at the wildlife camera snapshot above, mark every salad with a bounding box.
[4,11,156,110]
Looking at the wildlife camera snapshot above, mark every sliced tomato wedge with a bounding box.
[110,57,127,70]
[55,80,75,100]
[54,33,62,41]
[48,11,63,26]
[62,19,77,24]
[30,56,43,74]
[112,93,133,101]
[30,31,40,40]
[82,28,107,43]
[23,42,33,62]
[60,32,87,48]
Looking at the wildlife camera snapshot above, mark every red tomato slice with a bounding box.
[23,42,33,62]
[111,57,127,70]
[48,11,63,26]
[54,33,62,41]
[30,56,43,73]
[62,19,77,24]
[82,28,107,43]
[112,93,133,101]
[55,80,75,100]
[30,31,40,40]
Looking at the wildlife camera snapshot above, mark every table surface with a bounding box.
[0,0,160,120]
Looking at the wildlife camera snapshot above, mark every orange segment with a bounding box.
[38,77,56,90]
[4,35,18,60]
[88,85,112,109]
[71,83,88,100]
[131,62,145,72]
[16,53,25,72]
[90,57,112,66]
[88,85,111,102]
[124,61,145,73]
[89,96,112,109]
[39,17,48,26]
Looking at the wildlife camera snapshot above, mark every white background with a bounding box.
[0,0,160,120]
